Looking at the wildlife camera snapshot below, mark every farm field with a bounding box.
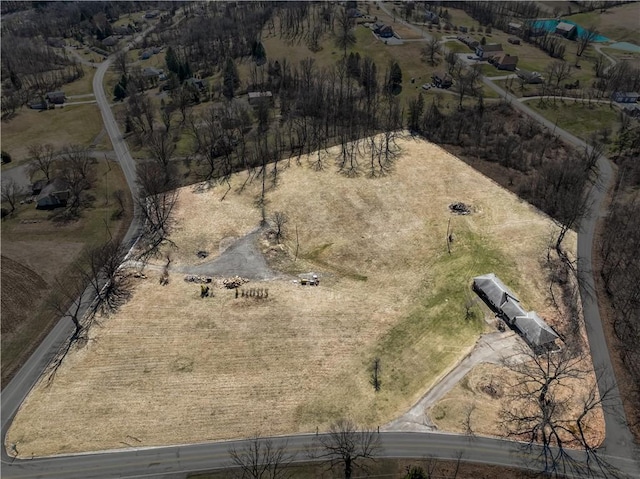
[6,136,576,456]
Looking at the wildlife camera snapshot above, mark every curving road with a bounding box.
[1,6,638,479]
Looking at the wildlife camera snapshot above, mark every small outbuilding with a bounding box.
[555,22,577,40]
[248,91,274,107]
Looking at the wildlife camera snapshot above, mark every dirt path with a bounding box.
[383,331,522,433]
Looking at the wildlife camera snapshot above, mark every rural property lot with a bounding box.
[7,137,577,456]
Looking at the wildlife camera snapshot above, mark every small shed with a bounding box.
[517,70,544,84]
[248,91,274,107]
[507,36,521,45]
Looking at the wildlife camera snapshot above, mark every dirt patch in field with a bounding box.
[7,136,578,456]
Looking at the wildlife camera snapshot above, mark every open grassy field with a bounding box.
[565,2,640,44]
[1,159,132,386]
[0,104,104,167]
[527,101,620,143]
[7,136,575,456]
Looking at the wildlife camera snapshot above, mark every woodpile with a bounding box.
[449,202,472,215]
[223,276,250,289]
[184,275,212,284]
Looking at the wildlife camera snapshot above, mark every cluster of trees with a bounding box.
[156,2,273,78]
[1,35,83,117]
[599,116,640,433]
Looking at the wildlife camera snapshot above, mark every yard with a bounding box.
[527,100,621,144]
[7,136,576,456]
[0,104,105,168]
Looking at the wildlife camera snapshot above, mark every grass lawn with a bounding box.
[1,159,132,387]
[564,2,640,44]
[527,100,620,143]
[64,65,96,97]
[7,136,574,456]
[0,104,105,167]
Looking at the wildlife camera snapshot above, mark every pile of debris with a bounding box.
[196,250,209,259]
[449,202,472,215]
[184,274,213,284]
[223,276,250,289]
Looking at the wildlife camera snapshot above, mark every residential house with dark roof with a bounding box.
[612,91,640,103]
[35,179,71,209]
[431,72,453,88]
[45,91,65,104]
[492,54,519,71]
[517,70,544,84]
[475,43,503,60]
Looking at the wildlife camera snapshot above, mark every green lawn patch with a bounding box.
[527,100,620,143]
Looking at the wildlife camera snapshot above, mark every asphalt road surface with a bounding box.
[2,8,638,479]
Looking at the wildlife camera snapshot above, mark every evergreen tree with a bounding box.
[223,58,240,99]
[165,47,180,75]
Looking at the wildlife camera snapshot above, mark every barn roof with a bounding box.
[514,311,559,346]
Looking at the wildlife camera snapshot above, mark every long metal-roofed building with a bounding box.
[472,273,559,349]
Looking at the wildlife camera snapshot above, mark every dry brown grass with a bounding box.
[7,136,576,456]
[429,361,605,447]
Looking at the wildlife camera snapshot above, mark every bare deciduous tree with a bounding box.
[1,178,24,213]
[28,143,57,182]
[228,436,295,479]
[501,345,619,478]
[272,211,288,243]
[422,37,441,66]
[334,7,356,58]
[312,418,381,479]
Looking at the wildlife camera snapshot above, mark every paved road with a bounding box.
[2,431,639,479]
[482,77,638,459]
